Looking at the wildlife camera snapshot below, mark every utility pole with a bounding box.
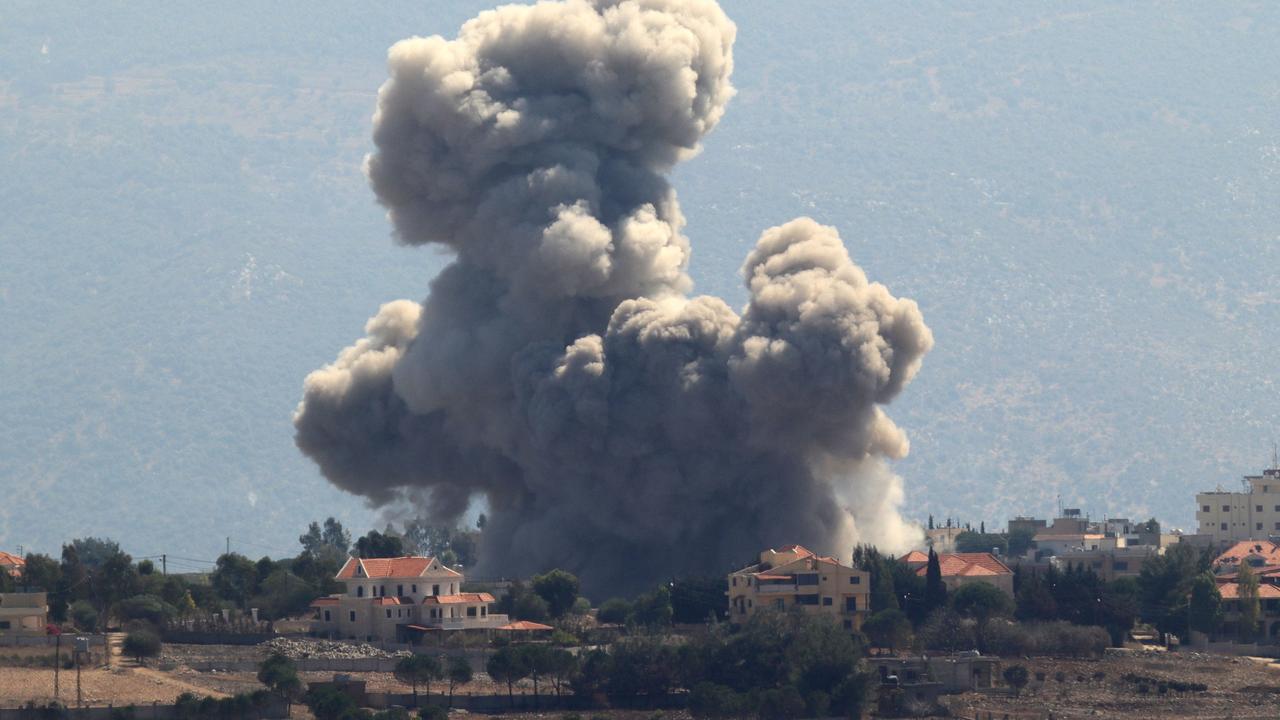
[162,554,167,576]
[226,537,230,557]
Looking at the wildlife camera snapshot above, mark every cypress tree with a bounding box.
[925,548,947,612]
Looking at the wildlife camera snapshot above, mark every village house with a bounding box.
[1211,539,1280,576]
[0,552,24,580]
[310,556,508,643]
[727,545,871,631]
[902,551,1015,597]
[0,592,47,637]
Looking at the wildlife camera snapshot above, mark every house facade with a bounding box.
[0,553,24,580]
[0,592,47,637]
[727,546,871,631]
[310,556,507,642]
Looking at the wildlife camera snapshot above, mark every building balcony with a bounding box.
[420,613,510,630]
[756,585,798,594]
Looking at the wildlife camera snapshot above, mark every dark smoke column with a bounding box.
[294,0,933,595]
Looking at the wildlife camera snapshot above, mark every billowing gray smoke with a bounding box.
[295,0,933,595]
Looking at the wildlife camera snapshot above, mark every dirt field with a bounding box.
[0,666,229,707]
[943,652,1280,719]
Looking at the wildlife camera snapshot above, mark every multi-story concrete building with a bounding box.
[1196,468,1280,544]
[1049,543,1163,582]
[0,592,47,637]
[310,556,507,642]
[728,546,870,631]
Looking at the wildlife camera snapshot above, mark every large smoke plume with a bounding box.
[295,0,933,594]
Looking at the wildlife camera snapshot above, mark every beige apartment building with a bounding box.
[1196,468,1280,544]
[311,556,507,642]
[0,592,48,637]
[728,545,871,631]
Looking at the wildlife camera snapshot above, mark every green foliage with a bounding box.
[532,569,581,619]
[630,585,674,627]
[1006,528,1036,558]
[670,576,729,623]
[122,629,161,665]
[597,598,631,624]
[1236,562,1261,641]
[211,553,258,609]
[852,545,898,613]
[251,569,318,620]
[1137,543,1213,637]
[950,582,1012,623]
[69,600,98,632]
[862,609,912,652]
[354,530,404,559]
[114,594,178,626]
[924,549,947,613]
[955,531,1008,556]
[394,654,444,702]
[446,656,473,697]
[917,609,976,653]
[258,652,303,701]
[401,521,479,568]
[418,708,448,720]
[1002,664,1029,695]
[1187,572,1222,636]
[486,645,531,703]
[305,685,363,720]
[689,682,744,718]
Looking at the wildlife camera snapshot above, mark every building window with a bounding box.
[732,577,737,587]
[386,609,391,619]
[349,611,356,623]
[822,597,833,606]
[797,594,819,606]
[849,576,861,585]
[381,585,387,596]
[1259,523,1264,531]
[1224,506,1231,512]
[797,574,819,586]
[467,607,477,617]
[845,597,857,612]
[481,607,487,617]
[1114,562,1128,571]
[1202,505,1210,513]
[1221,523,1228,531]
[433,584,440,595]
[1258,506,1264,513]
[398,585,404,596]
[357,586,364,598]
[412,584,417,593]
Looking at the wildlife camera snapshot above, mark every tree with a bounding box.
[114,594,178,627]
[670,576,729,623]
[486,646,530,706]
[1015,570,1058,622]
[531,569,580,619]
[354,530,404,559]
[258,653,303,712]
[518,644,555,704]
[137,559,155,576]
[1237,562,1261,642]
[395,654,443,706]
[513,592,551,623]
[927,515,934,530]
[862,609,912,654]
[446,656,472,703]
[1002,664,1029,697]
[211,553,258,609]
[546,648,577,697]
[322,518,351,553]
[955,531,1008,556]
[69,600,98,632]
[950,582,1013,625]
[299,521,325,556]
[1099,577,1141,646]
[1007,528,1036,558]
[631,585,674,627]
[123,629,161,666]
[598,597,631,624]
[924,549,947,613]
[1187,572,1222,637]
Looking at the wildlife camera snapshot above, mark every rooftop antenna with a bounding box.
[1272,443,1278,471]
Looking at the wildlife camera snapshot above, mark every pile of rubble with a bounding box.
[261,637,410,660]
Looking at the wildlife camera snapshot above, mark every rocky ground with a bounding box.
[943,651,1280,719]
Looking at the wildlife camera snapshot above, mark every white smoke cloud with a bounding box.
[294,0,932,594]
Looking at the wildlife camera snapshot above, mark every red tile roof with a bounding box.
[335,556,461,580]
[901,551,930,565]
[913,552,1012,578]
[497,620,553,631]
[310,596,340,607]
[373,596,412,606]
[421,592,495,605]
[1213,540,1280,569]
[1218,582,1280,600]
[0,552,24,577]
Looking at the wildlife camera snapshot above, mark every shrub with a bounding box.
[916,609,976,653]
[1027,622,1110,658]
[980,619,1033,657]
[69,601,98,632]
[122,629,161,666]
[597,598,631,624]
[689,682,744,719]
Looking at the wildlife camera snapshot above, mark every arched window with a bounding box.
[357,586,364,598]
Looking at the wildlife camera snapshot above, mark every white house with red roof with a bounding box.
[0,552,24,580]
[902,551,1014,597]
[310,556,506,642]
